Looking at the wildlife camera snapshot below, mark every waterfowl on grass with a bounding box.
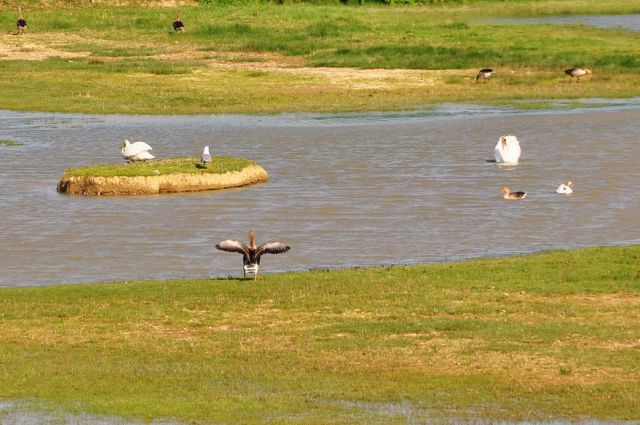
[556,181,575,194]
[565,67,592,82]
[216,229,290,280]
[201,146,212,166]
[120,139,155,162]
[475,68,493,83]
[17,7,27,34]
[501,186,526,200]
[494,135,521,164]
[172,10,184,32]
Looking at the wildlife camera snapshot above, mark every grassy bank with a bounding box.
[1,1,640,114]
[1,246,639,423]
[63,156,254,177]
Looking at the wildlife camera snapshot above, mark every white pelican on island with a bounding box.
[501,186,527,200]
[216,229,290,280]
[120,139,155,162]
[556,181,574,194]
[494,135,521,164]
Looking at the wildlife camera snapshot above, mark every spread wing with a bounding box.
[216,240,249,256]
[256,242,290,257]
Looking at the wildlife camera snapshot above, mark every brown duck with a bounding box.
[216,229,290,279]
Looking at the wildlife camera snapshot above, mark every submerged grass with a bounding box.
[0,140,23,146]
[0,1,640,114]
[63,156,254,177]
[0,246,639,423]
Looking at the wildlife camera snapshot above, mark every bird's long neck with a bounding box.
[18,7,23,19]
[176,10,180,20]
[249,229,256,249]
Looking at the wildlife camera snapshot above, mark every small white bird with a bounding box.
[201,146,212,166]
[494,135,522,164]
[216,229,290,280]
[120,139,155,162]
[556,181,574,194]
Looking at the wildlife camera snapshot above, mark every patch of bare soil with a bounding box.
[0,32,90,60]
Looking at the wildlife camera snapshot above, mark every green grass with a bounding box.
[63,156,254,177]
[0,140,23,146]
[1,1,640,114]
[1,246,640,423]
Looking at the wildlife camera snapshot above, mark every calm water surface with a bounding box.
[1,103,640,287]
[488,14,640,31]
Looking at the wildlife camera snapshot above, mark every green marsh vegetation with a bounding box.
[0,246,639,423]
[62,156,254,177]
[0,139,23,146]
[0,0,640,114]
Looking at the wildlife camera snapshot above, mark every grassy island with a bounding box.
[56,157,268,195]
[0,246,639,423]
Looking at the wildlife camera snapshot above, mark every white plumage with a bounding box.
[201,146,212,165]
[494,135,521,164]
[120,139,155,162]
[556,181,574,194]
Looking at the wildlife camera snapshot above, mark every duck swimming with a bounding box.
[501,186,526,200]
[494,135,521,164]
[216,229,290,280]
[120,139,155,162]
[556,181,574,194]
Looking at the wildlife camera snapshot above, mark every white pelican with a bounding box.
[201,146,211,166]
[501,186,526,200]
[476,68,493,83]
[173,10,184,32]
[120,139,155,162]
[494,135,521,164]
[565,67,592,83]
[556,181,574,194]
[216,229,290,280]
[17,7,27,34]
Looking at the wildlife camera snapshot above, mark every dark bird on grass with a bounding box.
[17,7,27,35]
[501,186,527,200]
[565,67,592,82]
[475,68,493,83]
[173,10,185,33]
[201,146,212,166]
[216,229,290,280]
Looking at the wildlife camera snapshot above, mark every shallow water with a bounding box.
[488,14,640,31]
[1,102,640,287]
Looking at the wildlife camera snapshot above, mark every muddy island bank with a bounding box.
[56,157,268,196]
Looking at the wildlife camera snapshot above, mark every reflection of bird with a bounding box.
[565,67,592,82]
[216,229,290,280]
[475,68,493,83]
[17,7,27,35]
[201,146,211,166]
[173,10,184,32]
[494,135,521,164]
[556,181,574,194]
[501,186,526,200]
[120,139,155,162]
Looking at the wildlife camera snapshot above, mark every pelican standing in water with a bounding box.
[556,181,575,194]
[201,146,212,166]
[494,135,521,164]
[501,186,527,200]
[216,230,290,280]
[17,7,27,34]
[565,67,592,83]
[120,139,155,162]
